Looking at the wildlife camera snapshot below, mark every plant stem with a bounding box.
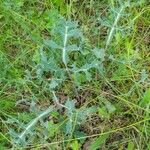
[105,6,124,50]
[52,91,68,109]
[62,26,68,66]
[62,25,79,98]
[17,106,54,144]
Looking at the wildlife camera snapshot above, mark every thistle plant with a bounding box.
[7,1,145,148]
[35,18,104,89]
[9,18,101,147]
[9,7,120,146]
[98,1,131,50]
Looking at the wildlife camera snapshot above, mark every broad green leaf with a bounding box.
[89,134,109,150]
[69,140,81,150]
[127,141,134,150]
[139,88,150,107]
[98,107,109,119]
[48,121,58,137]
[32,50,40,63]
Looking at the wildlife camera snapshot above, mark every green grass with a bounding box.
[0,0,150,149]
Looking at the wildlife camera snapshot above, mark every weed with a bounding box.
[0,0,150,149]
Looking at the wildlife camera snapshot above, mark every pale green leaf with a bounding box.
[93,48,105,61]
[44,40,62,49]
[65,100,75,114]
[66,44,80,52]
[104,100,116,113]
[49,79,59,89]
[66,120,72,134]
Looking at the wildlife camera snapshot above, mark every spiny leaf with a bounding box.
[77,106,97,123]
[49,78,59,89]
[66,44,80,52]
[93,48,105,61]
[44,40,62,49]
[140,69,148,83]
[65,99,75,114]
[66,120,73,134]
[68,29,83,39]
